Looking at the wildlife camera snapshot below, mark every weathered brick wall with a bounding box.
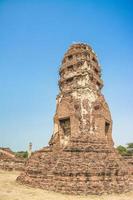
[0,148,26,171]
[123,155,133,180]
[0,158,26,171]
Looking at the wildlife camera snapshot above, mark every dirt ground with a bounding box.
[0,170,133,200]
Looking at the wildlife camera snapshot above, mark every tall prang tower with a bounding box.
[17,43,132,194]
[50,43,113,148]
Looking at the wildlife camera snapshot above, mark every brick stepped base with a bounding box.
[17,138,132,195]
[123,155,133,184]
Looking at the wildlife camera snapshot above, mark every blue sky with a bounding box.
[0,0,133,151]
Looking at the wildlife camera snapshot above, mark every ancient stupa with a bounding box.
[17,43,132,194]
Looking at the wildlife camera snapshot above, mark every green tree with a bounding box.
[117,145,127,155]
[15,151,28,159]
[126,143,133,155]
[127,143,133,149]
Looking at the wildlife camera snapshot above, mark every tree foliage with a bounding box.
[126,143,133,154]
[117,145,127,155]
[117,143,133,156]
[15,151,28,159]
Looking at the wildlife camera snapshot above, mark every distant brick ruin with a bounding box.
[17,43,133,194]
[0,147,26,171]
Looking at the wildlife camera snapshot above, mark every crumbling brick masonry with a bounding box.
[17,43,133,194]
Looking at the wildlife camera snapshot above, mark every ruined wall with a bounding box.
[0,148,26,171]
[0,158,26,171]
[123,155,133,179]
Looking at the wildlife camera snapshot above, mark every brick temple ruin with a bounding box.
[0,147,26,171]
[17,43,133,194]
